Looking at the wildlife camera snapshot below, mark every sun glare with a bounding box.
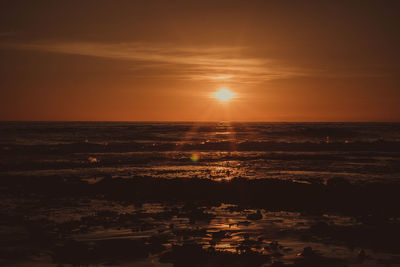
[214,89,234,102]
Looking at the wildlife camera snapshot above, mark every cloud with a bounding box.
[0,41,315,84]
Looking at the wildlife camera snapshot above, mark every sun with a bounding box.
[214,89,235,102]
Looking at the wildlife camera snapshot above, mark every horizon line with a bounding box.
[1,120,399,123]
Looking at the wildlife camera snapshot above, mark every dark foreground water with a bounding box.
[1,122,400,266]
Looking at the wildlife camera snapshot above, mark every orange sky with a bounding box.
[0,0,399,121]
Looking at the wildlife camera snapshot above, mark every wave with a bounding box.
[1,175,400,217]
[2,140,400,155]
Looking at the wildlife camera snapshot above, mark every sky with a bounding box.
[0,0,399,121]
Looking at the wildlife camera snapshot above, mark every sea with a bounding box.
[1,122,400,266]
[1,122,400,183]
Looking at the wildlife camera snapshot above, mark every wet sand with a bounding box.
[1,176,400,266]
[1,122,400,266]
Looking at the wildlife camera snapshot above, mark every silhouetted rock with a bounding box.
[357,249,366,263]
[246,210,263,220]
[300,246,316,258]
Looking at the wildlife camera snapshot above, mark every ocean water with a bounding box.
[1,122,400,266]
[1,122,400,183]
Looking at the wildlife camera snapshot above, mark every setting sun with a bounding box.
[1,2,400,266]
[214,89,235,102]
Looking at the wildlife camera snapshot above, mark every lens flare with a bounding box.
[190,153,200,162]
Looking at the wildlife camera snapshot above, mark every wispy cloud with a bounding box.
[1,41,310,84]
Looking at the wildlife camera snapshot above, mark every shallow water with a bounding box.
[1,122,400,184]
[1,198,400,266]
[1,122,400,266]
